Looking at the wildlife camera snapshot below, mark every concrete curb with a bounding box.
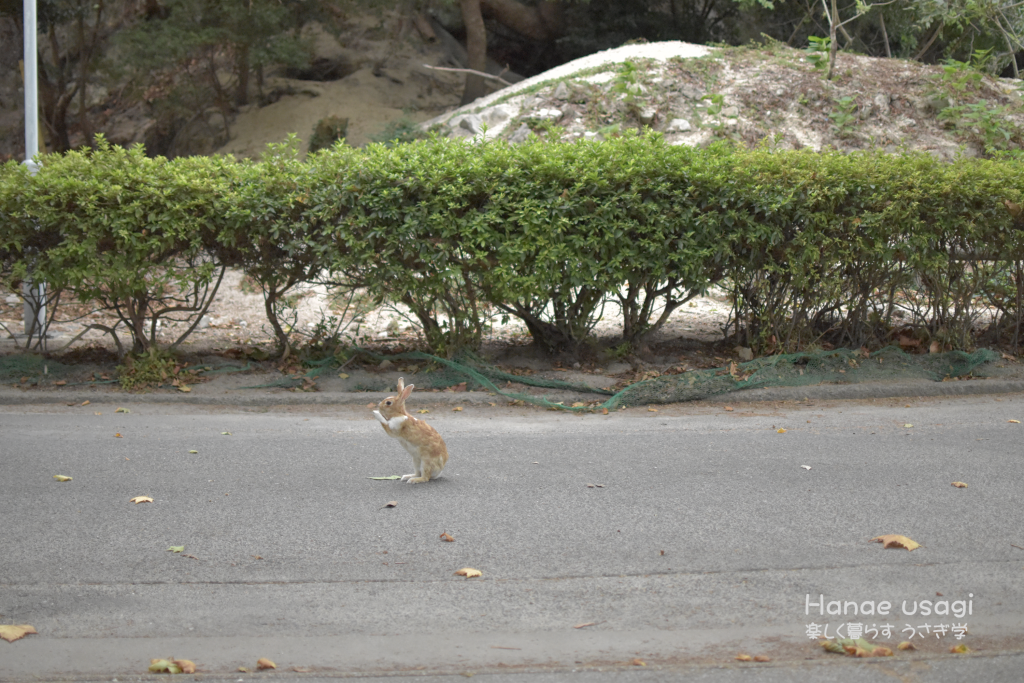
[3,378,1024,407]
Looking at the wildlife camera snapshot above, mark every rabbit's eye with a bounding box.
[385,400,392,406]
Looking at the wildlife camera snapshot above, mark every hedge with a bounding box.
[2,132,1023,357]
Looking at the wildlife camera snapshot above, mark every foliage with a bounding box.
[5,135,1024,358]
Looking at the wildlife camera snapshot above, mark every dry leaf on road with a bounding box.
[897,641,916,651]
[440,532,455,542]
[777,428,786,433]
[952,481,968,488]
[130,496,153,504]
[1009,420,1020,424]
[950,643,971,653]
[0,625,37,642]
[114,433,123,438]
[53,475,72,482]
[453,406,463,412]
[173,659,195,673]
[417,409,430,414]
[631,658,646,666]
[368,475,401,480]
[149,659,181,674]
[256,657,276,670]
[735,654,752,661]
[382,501,398,509]
[573,622,596,629]
[167,546,184,553]
[870,535,921,551]
[454,567,482,578]
[753,655,771,662]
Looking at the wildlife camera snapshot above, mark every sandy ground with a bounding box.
[0,267,733,362]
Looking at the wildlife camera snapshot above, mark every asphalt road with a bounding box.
[1,394,1023,682]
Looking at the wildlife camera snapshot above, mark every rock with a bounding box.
[873,93,890,116]
[679,84,704,100]
[196,315,211,330]
[482,105,512,125]
[379,359,394,370]
[666,118,692,133]
[509,123,532,143]
[736,346,754,362]
[637,107,657,126]
[531,108,563,121]
[552,81,570,100]
[458,114,485,135]
[722,106,739,118]
[774,87,786,97]
[583,131,599,139]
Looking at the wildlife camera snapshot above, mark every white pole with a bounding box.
[23,0,45,342]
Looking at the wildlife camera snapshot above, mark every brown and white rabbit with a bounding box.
[373,377,449,483]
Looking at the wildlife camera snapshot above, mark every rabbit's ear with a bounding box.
[396,377,405,393]
[401,382,414,400]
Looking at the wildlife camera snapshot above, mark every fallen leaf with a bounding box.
[735,654,752,661]
[417,409,430,414]
[173,659,196,673]
[114,433,122,438]
[870,534,921,551]
[897,641,916,651]
[149,658,181,674]
[256,657,276,670]
[178,385,191,393]
[453,406,463,412]
[1010,419,1021,424]
[777,428,786,433]
[454,567,482,578]
[81,400,90,406]
[647,407,658,412]
[601,408,609,415]
[440,532,455,542]
[338,372,349,379]
[382,500,398,508]
[586,483,594,488]
[0,625,37,642]
[53,475,72,482]
[54,380,66,386]
[753,655,771,662]
[292,667,312,673]
[130,496,153,504]
[801,465,812,470]
[872,646,893,657]
[238,666,250,672]
[367,475,401,480]
[116,407,130,413]
[188,450,198,454]
[253,555,263,560]
[167,546,184,553]
[904,423,913,428]
[820,639,846,654]
[724,406,734,411]
[952,481,968,488]
[950,643,971,654]
[631,658,646,666]
[574,622,596,629]
[221,431,231,435]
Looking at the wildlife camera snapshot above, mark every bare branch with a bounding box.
[421,63,513,87]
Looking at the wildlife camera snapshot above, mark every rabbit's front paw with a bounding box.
[406,476,429,484]
[400,473,416,482]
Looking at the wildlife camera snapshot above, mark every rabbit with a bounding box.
[373,377,449,483]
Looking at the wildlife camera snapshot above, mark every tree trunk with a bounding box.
[826,0,838,80]
[460,0,489,105]
[234,43,250,107]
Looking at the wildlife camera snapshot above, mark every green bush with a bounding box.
[5,133,1024,359]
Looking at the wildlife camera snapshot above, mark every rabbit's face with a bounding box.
[377,393,404,418]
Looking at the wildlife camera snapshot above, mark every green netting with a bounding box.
[252,345,1000,410]
[0,354,77,382]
